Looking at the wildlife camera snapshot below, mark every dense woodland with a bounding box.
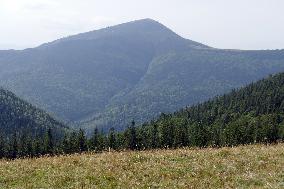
[1,72,284,159]
[0,88,68,159]
[0,88,68,137]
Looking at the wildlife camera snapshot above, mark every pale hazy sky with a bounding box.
[0,0,284,50]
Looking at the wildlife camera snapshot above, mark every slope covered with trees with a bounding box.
[0,19,284,132]
[0,88,68,138]
[0,88,70,158]
[131,72,284,148]
[1,73,284,159]
[85,48,284,131]
[78,72,284,151]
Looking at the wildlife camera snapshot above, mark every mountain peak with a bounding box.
[124,18,162,26]
[39,18,180,47]
[129,18,159,23]
[107,18,176,35]
[39,18,208,50]
[116,18,173,32]
[76,18,177,40]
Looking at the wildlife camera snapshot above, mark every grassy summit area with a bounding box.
[0,144,283,189]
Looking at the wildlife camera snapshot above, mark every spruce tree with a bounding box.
[26,136,33,157]
[127,120,137,150]
[62,134,71,154]
[9,133,18,159]
[108,127,116,150]
[90,127,99,151]
[151,123,159,149]
[32,138,42,157]
[19,133,28,157]
[77,129,87,152]
[0,133,5,158]
[69,131,79,153]
[44,128,54,155]
[161,121,174,148]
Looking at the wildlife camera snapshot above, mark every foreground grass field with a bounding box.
[0,144,283,189]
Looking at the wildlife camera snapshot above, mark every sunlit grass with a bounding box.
[0,144,283,188]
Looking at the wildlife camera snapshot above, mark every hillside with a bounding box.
[0,144,283,188]
[0,19,284,131]
[86,48,284,131]
[0,88,68,138]
[128,72,284,149]
[2,72,283,159]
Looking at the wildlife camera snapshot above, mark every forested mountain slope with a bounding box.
[0,19,284,131]
[57,73,284,153]
[85,48,284,131]
[1,73,284,159]
[0,88,68,138]
[134,73,284,148]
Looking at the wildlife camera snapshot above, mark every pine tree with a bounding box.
[136,124,150,150]
[26,136,33,157]
[151,123,159,148]
[97,131,106,151]
[191,123,208,147]
[44,128,54,155]
[89,128,100,151]
[19,133,28,157]
[77,129,87,153]
[160,120,174,148]
[108,127,116,150]
[127,120,137,150]
[32,138,42,157]
[62,134,71,154]
[173,121,189,148]
[9,133,18,159]
[69,131,79,153]
[0,133,6,158]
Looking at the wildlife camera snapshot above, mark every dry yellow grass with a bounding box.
[0,144,283,189]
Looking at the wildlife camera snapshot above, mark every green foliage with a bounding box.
[89,72,284,151]
[108,127,117,150]
[1,73,284,160]
[44,128,54,155]
[89,128,100,151]
[0,134,5,158]
[77,129,88,152]
[0,88,68,138]
[9,133,18,159]
[0,88,70,159]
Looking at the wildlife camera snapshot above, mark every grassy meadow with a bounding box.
[0,144,283,189]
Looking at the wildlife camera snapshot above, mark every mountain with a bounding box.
[0,88,68,138]
[0,18,284,132]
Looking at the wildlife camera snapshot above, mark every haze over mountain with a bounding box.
[0,19,284,132]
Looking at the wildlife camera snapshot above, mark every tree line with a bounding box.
[0,114,283,160]
[1,73,284,159]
